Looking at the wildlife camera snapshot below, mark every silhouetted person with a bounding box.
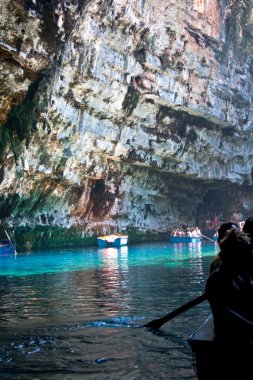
[243,216,253,245]
[204,228,253,379]
[209,222,239,273]
[206,228,253,342]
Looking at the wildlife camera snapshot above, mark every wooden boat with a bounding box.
[169,236,201,243]
[97,234,128,248]
[188,315,253,379]
[0,239,16,255]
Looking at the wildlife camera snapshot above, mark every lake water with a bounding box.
[0,241,218,379]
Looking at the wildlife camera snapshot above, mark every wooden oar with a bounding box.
[201,233,215,242]
[4,229,17,255]
[143,293,207,329]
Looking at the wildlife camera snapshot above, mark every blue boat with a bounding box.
[97,234,128,248]
[169,236,201,243]
[0,239,16,255]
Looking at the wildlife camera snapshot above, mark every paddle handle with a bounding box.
[143,293,207,329]
[4,229,17,255]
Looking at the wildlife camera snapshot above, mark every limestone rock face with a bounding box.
[1,0,253,246]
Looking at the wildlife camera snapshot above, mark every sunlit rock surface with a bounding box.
[1,0,253,248]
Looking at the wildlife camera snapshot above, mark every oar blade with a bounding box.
[143,319,163,330]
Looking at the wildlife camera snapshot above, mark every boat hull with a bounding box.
[169,236,201,243]
[97,236,128,248]
[188,316,253,379]
[0,240,16,255]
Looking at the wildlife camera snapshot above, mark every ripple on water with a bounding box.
[0,242,215,379]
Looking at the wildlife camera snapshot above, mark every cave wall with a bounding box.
[1,0,253,247]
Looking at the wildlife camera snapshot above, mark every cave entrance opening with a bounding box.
[196,188,235,233]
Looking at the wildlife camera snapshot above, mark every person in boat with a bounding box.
[242,216,253,245]
[209,222,239,273]
[194,226,202,237]
[205,227,253,342]
[239,220,245,231]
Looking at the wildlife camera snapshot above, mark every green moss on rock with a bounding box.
[14,225,97,251]
[12,225,168,252]
[126,227,168,244]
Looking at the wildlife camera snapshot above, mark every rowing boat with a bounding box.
[169,236,201,243]
[188,315,253,379]
[0,239,16,255]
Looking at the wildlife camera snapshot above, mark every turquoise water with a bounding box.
[0,241,218,379]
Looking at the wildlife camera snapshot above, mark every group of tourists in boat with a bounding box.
[171,226,202,238]
[169,226,202,243]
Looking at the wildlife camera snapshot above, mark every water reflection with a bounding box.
[0,242,215,379]
[173,242,202,257]
[98,246,128,269]
[97,247,129,318]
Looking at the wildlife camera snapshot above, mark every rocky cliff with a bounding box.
[1,0,253,248]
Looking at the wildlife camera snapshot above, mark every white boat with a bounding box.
[97,234,128,248]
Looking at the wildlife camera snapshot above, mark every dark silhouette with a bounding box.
[243,216,253,242]
[190,223,253,379]
[206,228,253,341]
[209,222,239,273]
